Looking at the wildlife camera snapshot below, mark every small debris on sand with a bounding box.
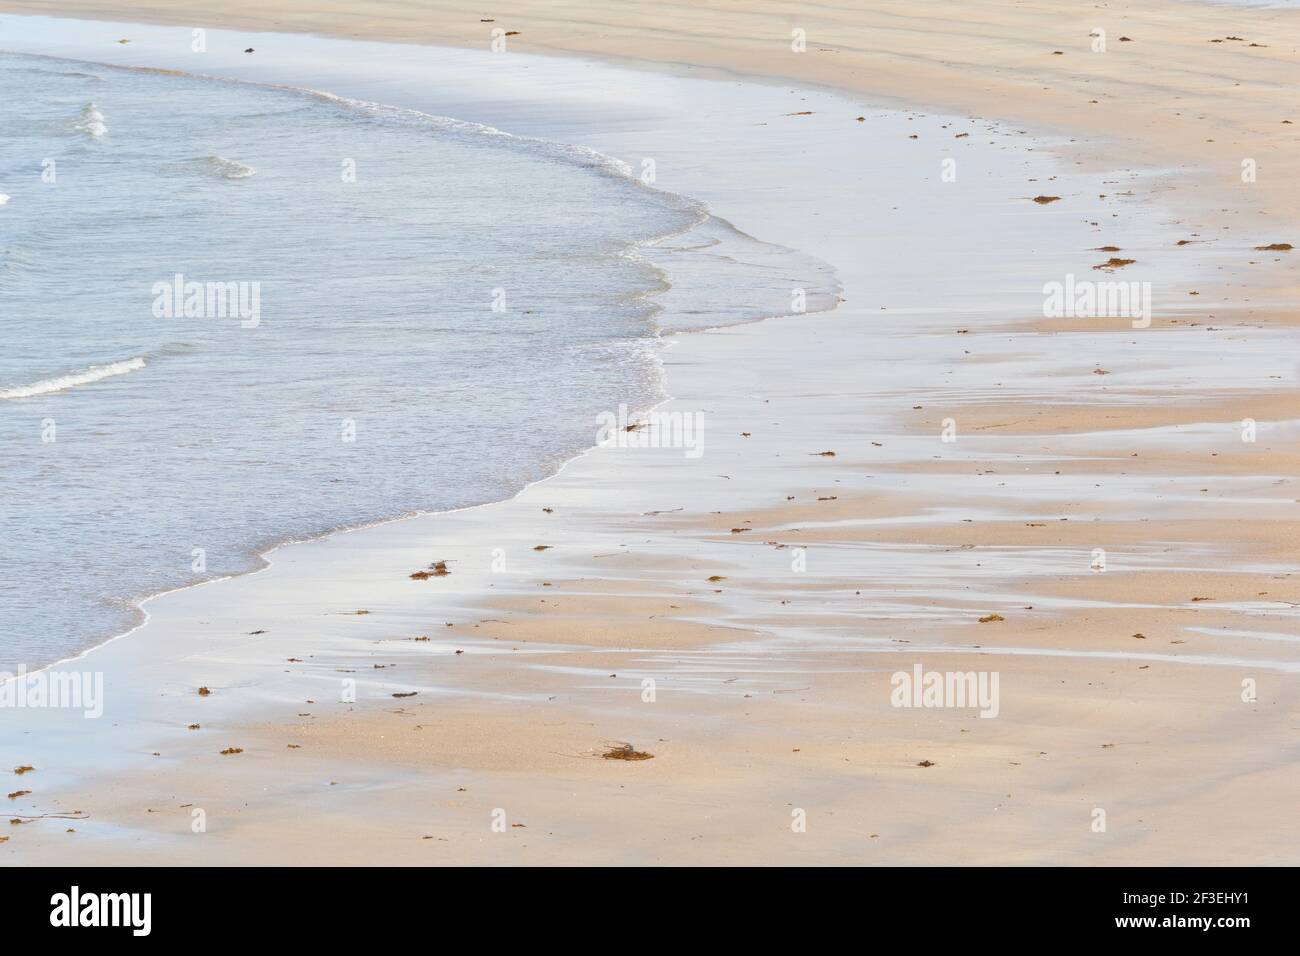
[197,686,211,696]
[917,760,936,767]
[187,724,200,730]
[978,614,1004,623]
[533,545,551,551]
[410,560,451,579]
[603,743,654,761]
[812,450,836,457]
[219,747,243,755]
[1032,196,1060,204]
[7,791,31,799]
[707,575,726,582]
[1093,257,1136,270]
[392,691,418,698]
[1255,243,1292,251]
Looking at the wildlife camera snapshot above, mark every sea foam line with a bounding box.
[0,356,146,399]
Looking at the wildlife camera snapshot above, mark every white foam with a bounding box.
[205,154,256,179]
[0,356,145,400]
[74,102,107,136]
[303,88,660,200]
[0,194,9,205]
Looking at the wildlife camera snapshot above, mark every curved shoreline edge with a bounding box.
[0,39,844,674]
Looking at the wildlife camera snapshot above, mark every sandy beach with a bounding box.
[1,2,1297,866]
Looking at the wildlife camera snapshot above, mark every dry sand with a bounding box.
[1,2,1298,864]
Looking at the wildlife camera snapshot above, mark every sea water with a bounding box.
[0,53,837,669]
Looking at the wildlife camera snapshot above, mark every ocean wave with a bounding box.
[300,87,696,211]
[0,194,9,206]
[203,155,257,179]
[0,357,146,400]
[1,64,106,81]
[73,102,107,137]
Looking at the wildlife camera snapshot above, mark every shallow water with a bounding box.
[0,53,835,669]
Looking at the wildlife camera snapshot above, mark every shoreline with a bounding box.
[0,35,840,675]
[2,9,1298,864]
[5,1,1297,174]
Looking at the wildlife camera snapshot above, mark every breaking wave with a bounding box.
[0,356,146,400]
[74,102,107,136]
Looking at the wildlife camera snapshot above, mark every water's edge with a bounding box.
[1,44,843,675]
